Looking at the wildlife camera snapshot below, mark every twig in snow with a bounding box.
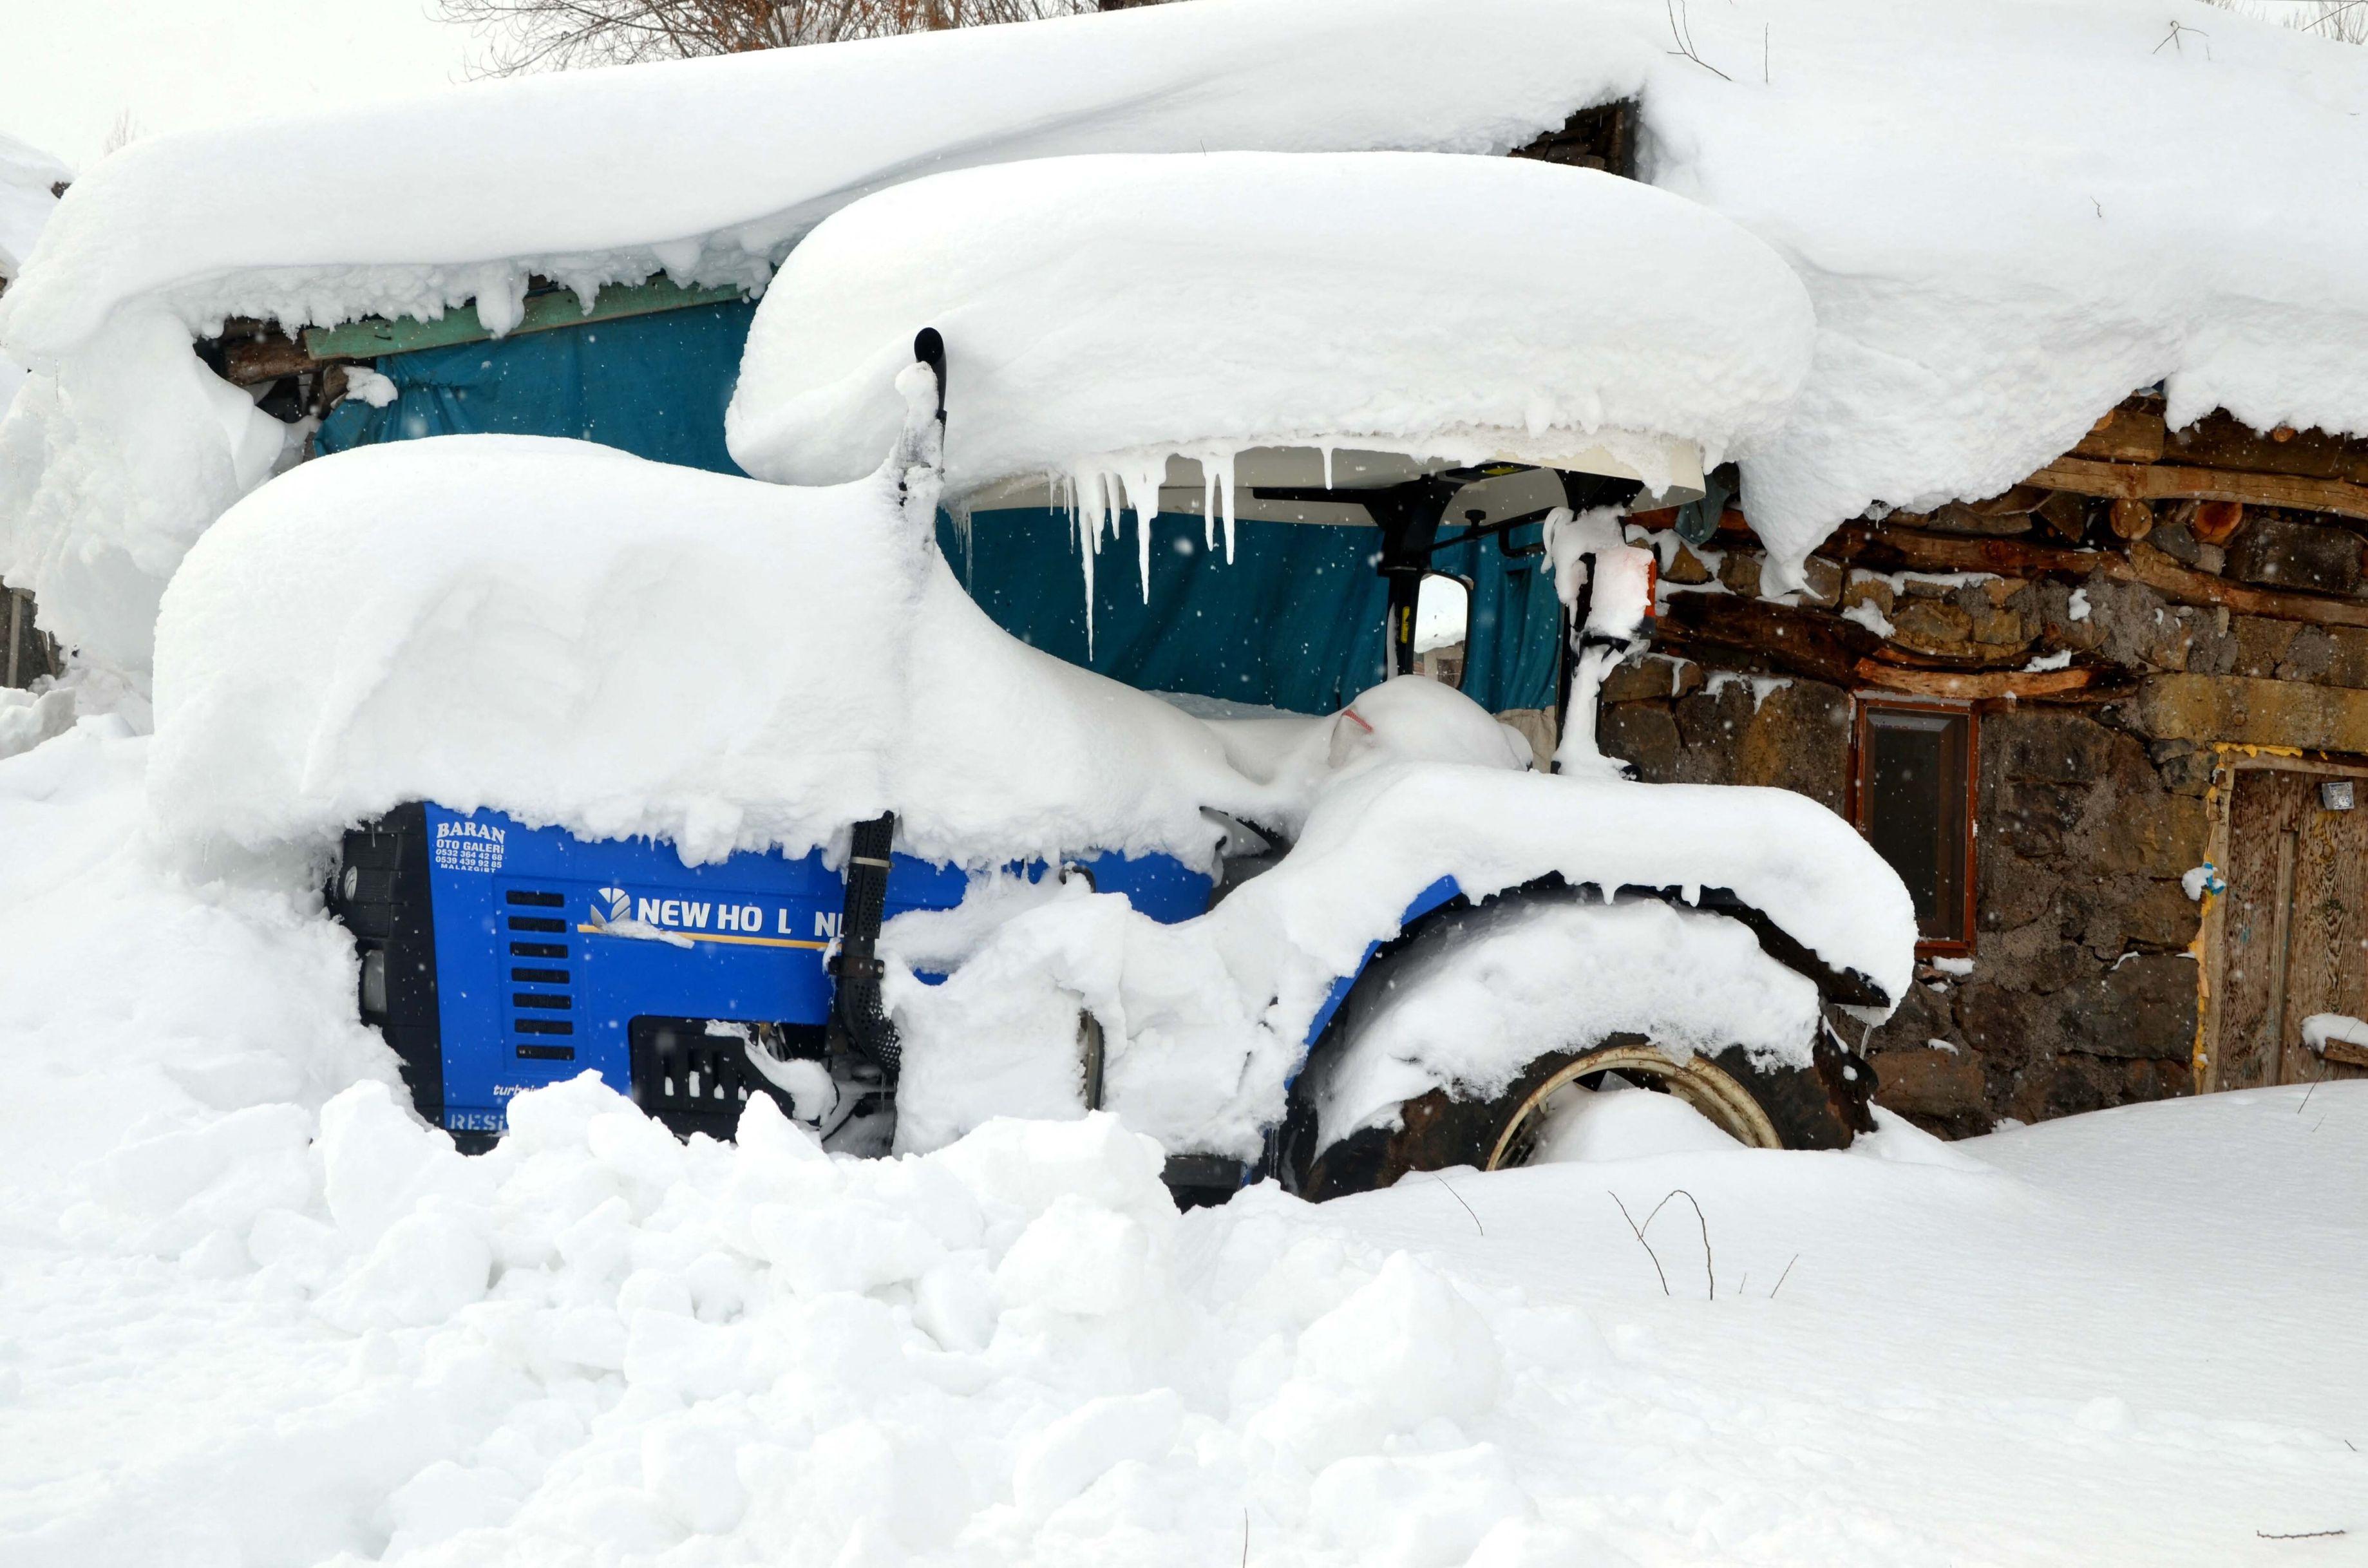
[1612,1189,1717,1299]
[1654,1188,1715,1300]
[2256,1529,2347,1540]
[1609,1193,1671,1296]
[1770,1254,1800,1299]
[2155,19,2210,59]
[1762,23,1770,85]
[1665,0,1733,80]
[1431,1174,1484,1236]
[1241,1509,1249,1565]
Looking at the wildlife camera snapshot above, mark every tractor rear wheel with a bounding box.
[1295,1032,1870,1202]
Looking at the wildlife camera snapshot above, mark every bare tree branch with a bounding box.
[439,0,1122,76]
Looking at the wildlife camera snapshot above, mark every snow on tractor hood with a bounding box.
[724,153,1807,528]
[144,428,1909,1015]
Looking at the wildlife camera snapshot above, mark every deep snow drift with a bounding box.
[3,721,2362,1567]
[10,0,2368,667]
[726,154,1810,504]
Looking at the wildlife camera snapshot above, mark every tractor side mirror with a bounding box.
[1413,572,1472,690]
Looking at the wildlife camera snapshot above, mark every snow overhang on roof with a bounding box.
[5,0,2368,675]
[726,155,1810,523]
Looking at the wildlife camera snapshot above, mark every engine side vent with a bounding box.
[500,885,577,1059]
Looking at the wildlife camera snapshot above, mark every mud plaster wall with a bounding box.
[1587,517,2368,1136]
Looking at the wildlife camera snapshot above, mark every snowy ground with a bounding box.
[3,723,2364,1566]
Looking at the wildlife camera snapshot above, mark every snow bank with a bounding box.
[146,433,1265,871]
[13,0,2368,665]
[0,132,66,283]
[18,720,2353,1564]
[0,132,68,393]
[727,153,1811,502]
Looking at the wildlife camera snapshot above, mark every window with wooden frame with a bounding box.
[1852,697,1978,953]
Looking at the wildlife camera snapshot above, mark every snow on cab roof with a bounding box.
[726,154,1814,527]
[5,0,2368,669]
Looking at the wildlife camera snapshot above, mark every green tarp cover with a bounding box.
[316,303,1560,715]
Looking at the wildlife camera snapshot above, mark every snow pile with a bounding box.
[145,433,1269,871]
[12,1,2368,666]
[7,720,2360,1563]
[2302,1013,2368,1054]
[727,153,1811,502]
[0,132,66,284]
[0,132,68,392]
[1305,894,1826,1152]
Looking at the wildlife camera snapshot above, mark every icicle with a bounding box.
[1121,453,1165,605]
[1063,463,1101,656]
[1211,448,1238,563]
[1321,442,1335,491]
[1201,453,1218,553]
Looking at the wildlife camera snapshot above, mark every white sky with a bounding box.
[0,0,483,171]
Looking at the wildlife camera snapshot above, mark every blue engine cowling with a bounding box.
[328,802,1215,1144]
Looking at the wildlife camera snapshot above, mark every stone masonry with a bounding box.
[1587,510,2368,1136]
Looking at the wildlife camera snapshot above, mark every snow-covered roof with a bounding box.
[726,153,1811,514]
[8,0,2368,672]
[0,0,1636,355]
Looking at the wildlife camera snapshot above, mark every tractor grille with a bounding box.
[629,1018,824,1139]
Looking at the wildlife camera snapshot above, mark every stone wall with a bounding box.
[1591,522,2368,1135]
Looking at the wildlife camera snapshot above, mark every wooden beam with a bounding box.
[2029,455,2368,525]
[301,277,748,361]
[220,332,320,386]
[2073,404,2166,465]
[1844,525,2368,632]
[2324,1039,2368,1072]
[1654,591,2099,699]
[1849,660,2094,699]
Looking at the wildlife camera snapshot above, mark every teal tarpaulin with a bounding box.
[943,509,1560,715]
[317,303,1560,714]
[317,300,759,475]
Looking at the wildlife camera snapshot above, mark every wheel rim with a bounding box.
[1485,1044,1783,1169]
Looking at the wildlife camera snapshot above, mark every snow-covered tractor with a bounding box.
[153,153,1915,1203]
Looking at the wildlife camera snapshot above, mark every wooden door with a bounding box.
[2217,768,2368,1089]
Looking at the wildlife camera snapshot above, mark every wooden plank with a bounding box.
[1654,592,2099,699]
[1845,526,2368,632]
[2281,784,2368,1086]
[2324,1039,2368,1071]
[2215,773,2311,1091]
[2266,829,2298,1088]
[2029,455,2368,526]
[302,277,748,361]
[2163,408,2360,483]
[1847,660,2094,699]
[2073,404,2167,464]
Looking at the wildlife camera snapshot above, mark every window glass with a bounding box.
[1857,704,1973,946]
